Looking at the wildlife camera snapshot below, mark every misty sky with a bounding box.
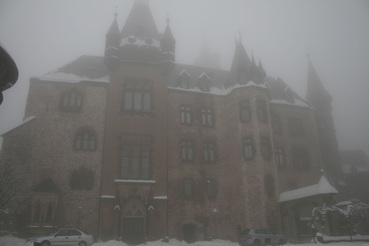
[0,0,368,156]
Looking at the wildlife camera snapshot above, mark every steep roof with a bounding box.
[279,176,338,203]
[230,40,251,74]
[32,55,309,110]
[265,76,311,108]
[306,58,332,104]
[120,1,159,40]
[33,55,109,83]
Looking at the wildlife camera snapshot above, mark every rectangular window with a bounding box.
[243,137,254,160]
[184,179,194,197]
[239,100,251,122]
[260,137,271,160]
[257,99,268,122]
[120,135,152,179]
[180,105,192,125]
[123,79,152,112]
[203,142,216,163]
[289,117,304,136]
[292,148,309,170]
[206,179,217,199]
[201,108,214,127]
[272,115,282,135]
[181,140,194,162]
[274,147,286,167]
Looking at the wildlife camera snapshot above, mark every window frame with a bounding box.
[180,105,192,125]
[184,178,194,198]
[260,137,272,161]
[201,107,214,127]
[203,141,216,163]
[122,79,153,113]
[120,135,152,180]
[181,140,194,162]
[239,100,251,123]
[60,89,83,112]
[74,129,97,151]
[243,137,254,161]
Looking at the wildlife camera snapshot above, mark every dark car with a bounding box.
[27,228,94,246]
[239,228,286,246]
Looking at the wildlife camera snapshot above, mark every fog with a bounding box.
[0,0,368,156]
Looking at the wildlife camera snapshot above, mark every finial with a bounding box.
[114,5,118,19]
[166,11,170,24]
[306,47,311,60]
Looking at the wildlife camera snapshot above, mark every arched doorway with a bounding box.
[121,199,146,244]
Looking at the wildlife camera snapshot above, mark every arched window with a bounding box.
[60,89,82,112]
[74,128,96,151]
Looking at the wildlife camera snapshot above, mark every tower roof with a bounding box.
[162,17,175,43]
[306,57,332,103]
[230,38,251,73]
[106,12,120,36]
[120,1,159,40]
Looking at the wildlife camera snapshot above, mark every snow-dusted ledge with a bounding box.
[153,195,168,200]
[114,179,156,184]
[100,195,116,199]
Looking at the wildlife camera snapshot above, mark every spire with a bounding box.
[306,56,342,185]
[230,35,252,85]
[162,13,175,44]
[306,57,331,104]
[230,38,251,72]
[120,1,159,40]
[160,12,176,75]
[106,8,120,37]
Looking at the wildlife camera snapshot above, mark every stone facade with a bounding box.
[0,1,339,244]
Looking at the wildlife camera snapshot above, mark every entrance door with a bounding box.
[121,199,146,244]
[122,217,144,244]
[183,223,196,243]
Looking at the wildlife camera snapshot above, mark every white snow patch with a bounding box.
[36,73,109,83]
[1,235,369,246]
[114,179,156,184]
[279,176,338,203]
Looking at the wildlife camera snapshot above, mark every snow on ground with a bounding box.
[1,235,369,246]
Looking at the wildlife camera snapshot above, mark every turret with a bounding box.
[229,36,252,86]
[160,17,176,75]
[104,11,121,71]
[306,57,342,184]
[119,1,161,63]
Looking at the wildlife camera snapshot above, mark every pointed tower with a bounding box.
[104,10,121,71]
[160,16,176,75]
[118,0,161,63]
[306,57,342,184]
[229,36,252,86]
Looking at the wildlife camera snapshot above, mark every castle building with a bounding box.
[0,1,341,243]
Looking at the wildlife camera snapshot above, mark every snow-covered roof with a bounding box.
[32,55,109,84]
[279,176,338,203]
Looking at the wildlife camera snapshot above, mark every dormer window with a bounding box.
[177,69,190,89]
[198,72,211,92]
[60,89,82,112]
